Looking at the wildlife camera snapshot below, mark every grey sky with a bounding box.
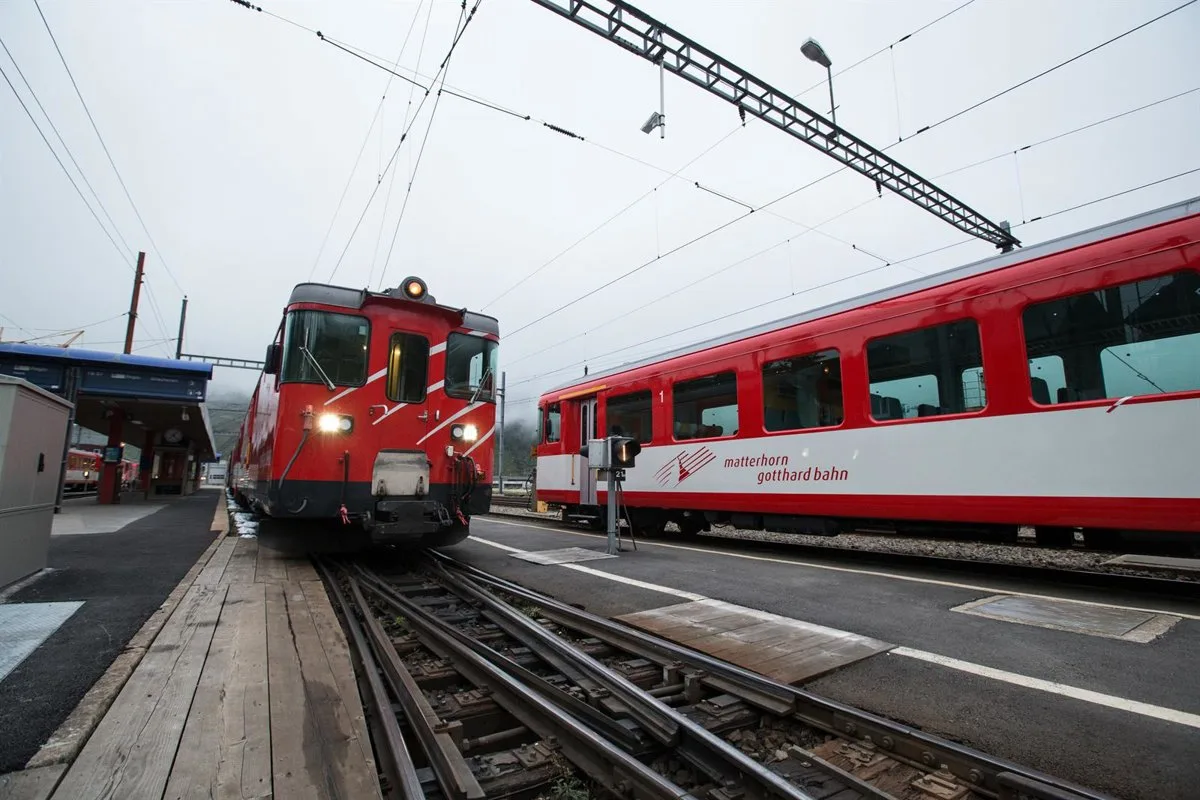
[2,0,1197,421]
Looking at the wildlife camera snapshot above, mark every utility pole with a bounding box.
[175,295,188,359]
[123,251,146,354]
[497,371,506,488]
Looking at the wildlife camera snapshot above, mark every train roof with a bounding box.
[287,282,500,336]
[543,193,1200,397]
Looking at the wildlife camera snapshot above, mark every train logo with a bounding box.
[654,446,716,488]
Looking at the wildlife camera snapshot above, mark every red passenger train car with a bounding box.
[230,277,498,547]
[535,196,1200,549]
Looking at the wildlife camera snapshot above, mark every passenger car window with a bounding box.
[606,390,652,442]
[543,403,561,443]
[762,349,843,431]
[867,319,984,420]
[673,372,737,440]
[1023,270,1200,403]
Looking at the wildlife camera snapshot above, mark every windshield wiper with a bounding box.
[469,365,494,404]
[299,345,336,391]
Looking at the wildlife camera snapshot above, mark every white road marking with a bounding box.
[478,516,1200,621]
[467,535,705,600]
[890,647,1200,730]
[467,528,1200,729]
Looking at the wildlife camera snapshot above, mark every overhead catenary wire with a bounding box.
[33,0,186,297]
[0,60,131,270]
[0,35,134,259]
[503,87,1200,369]
[502,166,1200,401]
[498,0,1198,341]
[376,1,475,290]
[307,0,430,282]
[324,0,485,282]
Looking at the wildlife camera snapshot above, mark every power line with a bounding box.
[911,0,1197,139]
[499,1,1196,342]
[32,0,186,297]
[505,87,1200,369]
[0,35,134,258]
[377,1,476,290]
[369,1,436,290]
[502,168,1200,400]
[932,86,1200,181]
[307,0,430,281]
[324,0,485,282]
[0,60,130,268]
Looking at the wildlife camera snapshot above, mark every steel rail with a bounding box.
[317,560,427,800]
[346,565,697,800]
[426,558,847,800]
[429,551,1114,800]
[342,570,486,800]
[352,566,648,753]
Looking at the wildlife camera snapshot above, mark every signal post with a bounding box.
[581,435,641,555]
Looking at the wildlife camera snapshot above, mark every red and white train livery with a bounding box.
[535,196,1200,549]
[230,277,498,547]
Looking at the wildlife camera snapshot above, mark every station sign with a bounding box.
[80,367,207,402]
[102,445,124,464]
[0,361,65,393]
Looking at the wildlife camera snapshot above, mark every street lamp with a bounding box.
[801,37,836,127]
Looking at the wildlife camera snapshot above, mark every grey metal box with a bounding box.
[0,376,72,589]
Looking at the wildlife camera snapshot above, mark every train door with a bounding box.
[575,397,598,506]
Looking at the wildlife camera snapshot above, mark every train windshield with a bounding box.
[281,310,369,387]
[445,332,498,402]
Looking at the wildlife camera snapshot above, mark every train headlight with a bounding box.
[401,276,427,300]
[318,413,353,433]
[450,423,478,442]
[83,470,90,478]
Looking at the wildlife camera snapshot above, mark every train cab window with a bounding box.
[543,403,561,443]
[606,390,653,442]
[762,349,843,431]
[446,333,499,401]
[281,310,369,387]
[867,319,984,420]
[1023,270,1200,403]
[386,332,430,403]
[673,372,738,440]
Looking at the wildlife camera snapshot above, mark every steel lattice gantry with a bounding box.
[528,0,1021,251]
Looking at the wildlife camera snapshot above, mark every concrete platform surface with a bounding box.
[1104,553,1200,574]
[456,516,1200,800]
[51,495,166,536]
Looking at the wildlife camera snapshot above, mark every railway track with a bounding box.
[481,509,1200,600]
[491,494,532,508]
[318,552,1112,800]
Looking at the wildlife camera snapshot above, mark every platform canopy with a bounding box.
[0,342,218,460]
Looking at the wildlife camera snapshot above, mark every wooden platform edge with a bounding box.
[22,493,229,775]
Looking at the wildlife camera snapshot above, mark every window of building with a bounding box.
[762,349,843,431]
[673,372,738,439]
[867,319,984,420]
[543,403,561,443]
[1023,270,1200,403]
[281,310,370,387]
[385,332,429,403]
[606,390,653,442]
[445,333,499,401]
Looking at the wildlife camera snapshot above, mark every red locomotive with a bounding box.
[230,277,498,547]
[535,196,1200,549]
[64,448,101,492]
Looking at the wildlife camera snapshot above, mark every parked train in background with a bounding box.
[535,196,1200,550]
[64,448,101,492]
[229,277,498,548]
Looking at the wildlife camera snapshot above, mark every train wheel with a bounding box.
[1035,526,1075,548]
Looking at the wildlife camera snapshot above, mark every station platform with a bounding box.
[0,490,380,800]
[453,515,1200,800]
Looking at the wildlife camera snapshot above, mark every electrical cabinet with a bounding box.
[0,376,72,589]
